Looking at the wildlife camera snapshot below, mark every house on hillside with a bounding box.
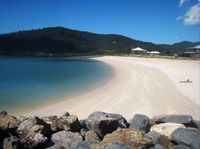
[131,47,148,56]
[148,51,160,56]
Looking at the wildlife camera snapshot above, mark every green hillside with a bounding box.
[0,27,168,56]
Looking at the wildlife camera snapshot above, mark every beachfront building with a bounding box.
[148,51,160,56]
[131,47,148,56]
[181,45,200,58]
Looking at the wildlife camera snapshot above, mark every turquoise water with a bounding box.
[0,57,113,111]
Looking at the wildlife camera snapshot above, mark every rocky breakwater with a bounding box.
[0,111,200,149]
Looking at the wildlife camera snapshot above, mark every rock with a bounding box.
[22,133,47,148]
[19,125,48,148]
[3,136,20,149]
[85,116,118,138]
[88,111,129,128]
[42,115,58,125]
[17,116,50,138]
[57,115,81,131]
[50,120,60,132]
[50,130,82,149]
[0,111,7,116]
[149,144,168,149]
[150,123,185,139]
[193,120,200,129]
[173,144,191,149]
[171,128,200,149]
[74,141,129,149]
[85,130,100,143]
[145,131,168,145]
[59,111,70,118]
[17,117,50,148]
[0,115,18,130]
[153,115,193,126]
[129,114,150,132]
[102,128,153,149]
[80,119,87,128]
[80,128,89,137]
[16,116,29,124]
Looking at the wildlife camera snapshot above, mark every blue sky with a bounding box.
[0,0,199,44]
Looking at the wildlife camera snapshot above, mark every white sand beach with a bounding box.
[14,56,200,120]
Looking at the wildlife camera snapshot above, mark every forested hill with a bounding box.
[0,27,168,56]
[159,41,200,53]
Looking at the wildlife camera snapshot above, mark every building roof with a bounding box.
[148,51,160,54]
[188,45,200,49]
[131,47,147,51]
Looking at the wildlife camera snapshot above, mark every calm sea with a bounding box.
[0,57,113,112]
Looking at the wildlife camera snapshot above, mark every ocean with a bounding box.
[0,57,113,112]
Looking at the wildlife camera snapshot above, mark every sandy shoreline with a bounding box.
[13,56,200,120]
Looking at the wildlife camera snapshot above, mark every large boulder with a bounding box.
[3,135,20,149]
[102,128,153,149]
[129,114,150,132]
[0,115,18,130]
[85,116,118,138]
[85,130,100,143]
[150,123,185,139]
[17,116,50,137]
[17,117,50,148]
[57,115,81,131]
[50,130,82,149]
[171,128,200,149]
[18,125,48,148]
[74,141,129,149]
[88,111,129,128]
[153,115,193,126]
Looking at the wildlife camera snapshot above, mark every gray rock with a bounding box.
[0,115,18,130]
[57,115,81,131]
[0,111,7,116]
[50,130,82,149]
[3,136,20,149]
[171,128,200,149]
[74,141,129,149]
[129,114,150,132]
[145,131,167,145]
[85,116,118,138]
[173,144,191,149]
[193,120,200,129]
[85,130,100,143]
[88,111,129,128]
[150,144,168,149]
[153,115,192,126]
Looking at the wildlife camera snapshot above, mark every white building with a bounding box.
[148,51,160,56]
[131,47,148,56]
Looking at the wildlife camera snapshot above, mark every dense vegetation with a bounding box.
[0,27,169,56]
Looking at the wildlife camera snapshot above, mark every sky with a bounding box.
[0,0,199,44]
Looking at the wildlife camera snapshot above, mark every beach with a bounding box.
[14,56,200,120]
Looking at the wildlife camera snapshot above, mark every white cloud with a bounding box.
[179,0,190,7]
[183,3,200,25]
[177,1,200,25]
